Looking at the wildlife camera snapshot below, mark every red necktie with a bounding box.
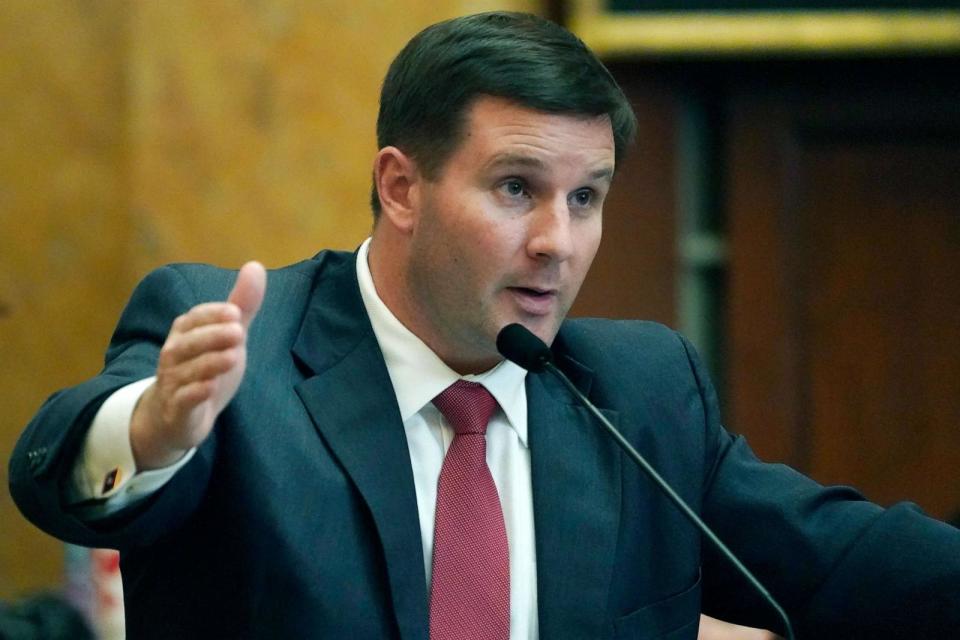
[429,380,510,640]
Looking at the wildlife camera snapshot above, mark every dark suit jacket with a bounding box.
[9,250,960,639]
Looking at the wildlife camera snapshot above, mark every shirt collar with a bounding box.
[355,238,528,445]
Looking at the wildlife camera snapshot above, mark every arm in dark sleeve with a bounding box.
[680,335,960,638]
[8,265,220,550]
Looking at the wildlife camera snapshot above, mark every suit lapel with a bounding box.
[529,355,622,639]
[291,252,428,640]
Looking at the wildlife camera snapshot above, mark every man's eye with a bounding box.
[500,179,527,198]
[571,189,594,207]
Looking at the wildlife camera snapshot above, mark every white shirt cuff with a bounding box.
[68,377,196,512]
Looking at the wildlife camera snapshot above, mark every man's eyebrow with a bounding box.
[483,153,547,172]
[589,167,615,184]
[484,153,615,183]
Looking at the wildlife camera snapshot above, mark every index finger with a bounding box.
[171,302,242,335]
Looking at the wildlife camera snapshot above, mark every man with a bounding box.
[9,11,960,640]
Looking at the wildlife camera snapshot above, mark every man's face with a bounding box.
[403,96,615,373]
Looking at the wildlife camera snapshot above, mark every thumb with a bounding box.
[228,261,267,328]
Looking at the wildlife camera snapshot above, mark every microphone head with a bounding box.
[496,323,553,372]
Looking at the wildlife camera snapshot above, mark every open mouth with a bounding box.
[507,286,558,315]
[511,286,553,297]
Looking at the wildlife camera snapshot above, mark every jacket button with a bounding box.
[27,449,46,471]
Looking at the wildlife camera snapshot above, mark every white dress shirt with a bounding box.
[71,239,539,639]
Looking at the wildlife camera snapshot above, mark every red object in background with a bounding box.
[65,546,126,639]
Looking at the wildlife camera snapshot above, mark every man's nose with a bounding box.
[526,196,574,263]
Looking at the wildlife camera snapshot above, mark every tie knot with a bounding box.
[432,380,498,436]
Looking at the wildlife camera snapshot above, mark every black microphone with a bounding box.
[496,323,554,372]
[497,323,795,640]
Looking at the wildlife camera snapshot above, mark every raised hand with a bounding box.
[130,262,267,470]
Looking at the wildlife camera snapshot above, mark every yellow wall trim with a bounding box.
[569,9,960,57]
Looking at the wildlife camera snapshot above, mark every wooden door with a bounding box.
[727,69,960,519]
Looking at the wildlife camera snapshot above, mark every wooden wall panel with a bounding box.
[800,143,960,517]
[126,2,463,272]
[0,0,131,598]
[727,96,803,464]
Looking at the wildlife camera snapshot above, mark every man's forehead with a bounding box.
[463,95,613,134]
[459,96,615,165]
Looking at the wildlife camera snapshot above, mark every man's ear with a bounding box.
[373,146,420,233]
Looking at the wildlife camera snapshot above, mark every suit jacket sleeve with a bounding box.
[8,265,226,550]
[682,334,960,638]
